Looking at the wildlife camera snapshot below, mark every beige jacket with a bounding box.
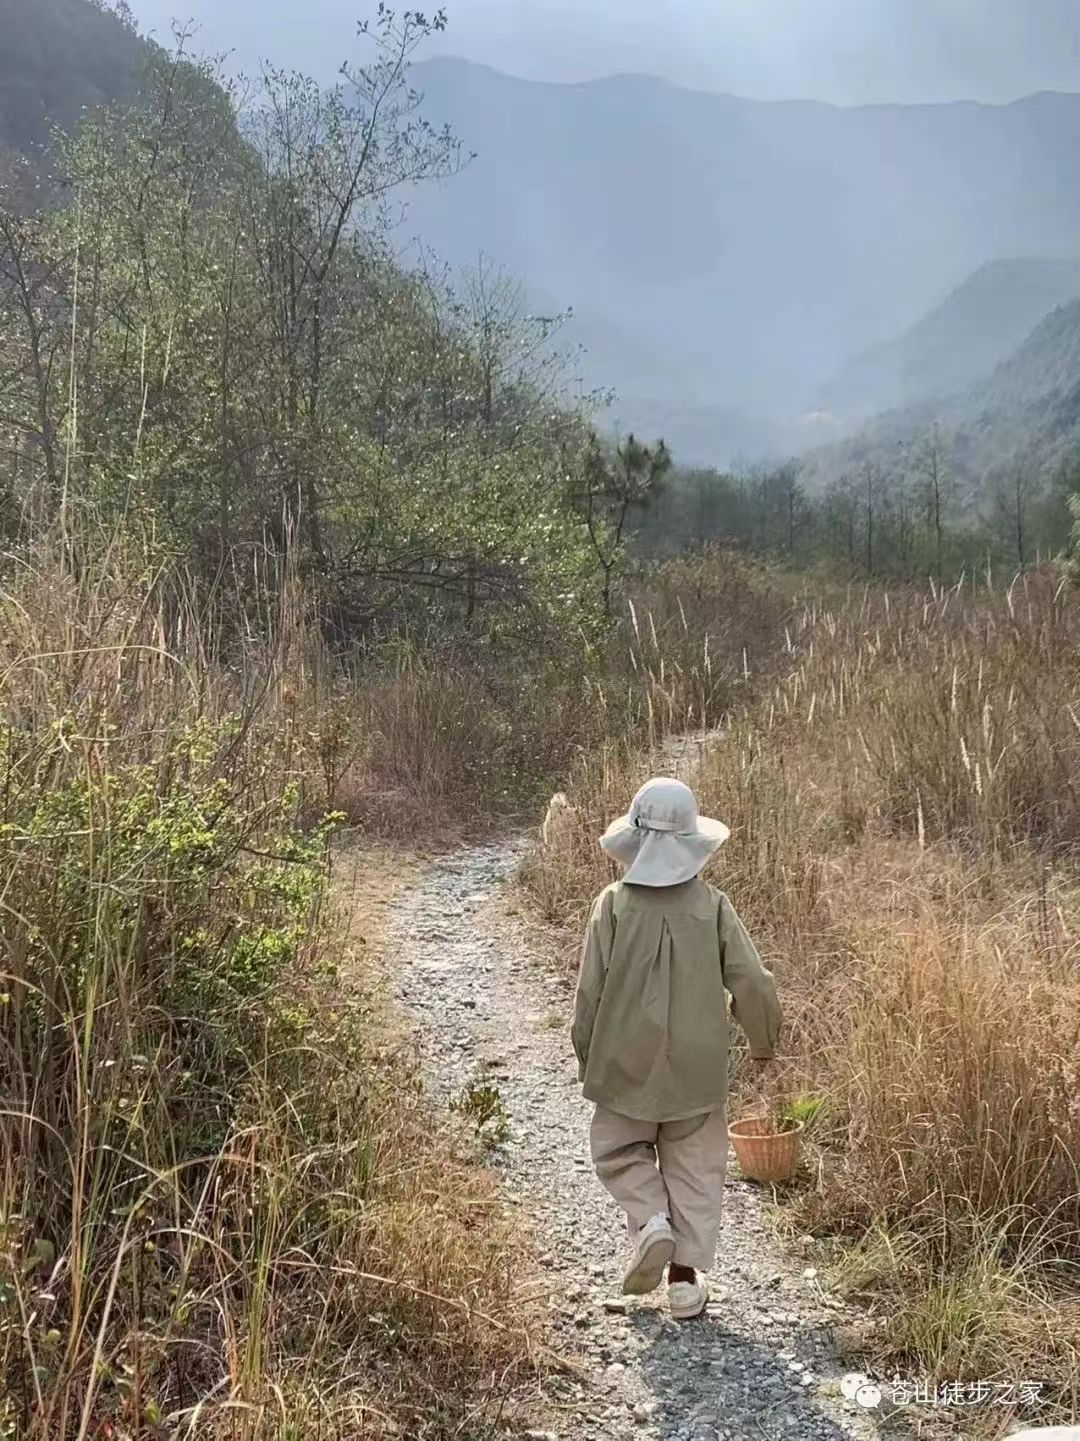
[572,878,781,1122]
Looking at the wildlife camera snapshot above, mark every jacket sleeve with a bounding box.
[719,893,782,1058]
[571,887,615,1080]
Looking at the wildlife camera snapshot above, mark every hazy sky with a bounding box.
[128,0,1080,105]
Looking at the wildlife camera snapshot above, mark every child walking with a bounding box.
[572,777,781,1319]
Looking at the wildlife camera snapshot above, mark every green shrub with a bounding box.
[451,1081,512,1150]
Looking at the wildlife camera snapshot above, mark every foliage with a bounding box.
[450,1080,512,1150]
[0,19,623,1430]
[1069,491,1080,581]
[576,431,671,613]
[0,522,533,1439]
[0,20,648,653]
[779,1095,825,1131]
[638,445,1075,579]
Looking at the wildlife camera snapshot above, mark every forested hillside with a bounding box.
[820,256,1080,425]
[772,298,1080,567]
[0,0,145,156]
[0,10,673,1436]
[0,15,658,643]
[636,279,1080,578]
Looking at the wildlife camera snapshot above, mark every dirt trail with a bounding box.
[388,840,890,1441]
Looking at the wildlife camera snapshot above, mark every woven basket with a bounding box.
[729,1115,803,1183]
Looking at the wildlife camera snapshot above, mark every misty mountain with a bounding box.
[801,298,1080,498]
[0,0,146,159]
[404,59,1080,463]
[820,257,1080,426]
[962,299,1080,475]
[11,10,1080,480]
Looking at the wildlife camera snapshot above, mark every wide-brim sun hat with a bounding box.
[600,776,730,887]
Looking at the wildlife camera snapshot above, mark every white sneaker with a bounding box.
[622,1213,676,1295]
[668,1274,709,1319]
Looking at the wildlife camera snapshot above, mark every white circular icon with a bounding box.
[855,1382,883,1409]
[841,1372,870,1401]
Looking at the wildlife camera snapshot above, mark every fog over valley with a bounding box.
[111,1,1080,470]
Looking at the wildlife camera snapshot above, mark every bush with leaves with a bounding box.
[0,16,634,656]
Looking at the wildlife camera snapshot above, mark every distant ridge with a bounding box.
[802,295,1080,495]
[406,57,1080,463]
[821,257,1080,426]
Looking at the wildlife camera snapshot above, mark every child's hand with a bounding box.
[749,1055,780,1108]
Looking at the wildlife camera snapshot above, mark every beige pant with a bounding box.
[589,1106,728,1271]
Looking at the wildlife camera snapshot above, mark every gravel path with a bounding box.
[389,841,889,1441]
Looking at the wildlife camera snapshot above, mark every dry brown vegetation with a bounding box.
[11,14,1076,1433]
[0,527,535,1440]
[7,504,1080,1436]
[522,556,1080,1422]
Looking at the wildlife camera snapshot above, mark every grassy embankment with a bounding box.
[523,551,1080,1422]
[6,519,1079,1435]
[0,528,542,1441]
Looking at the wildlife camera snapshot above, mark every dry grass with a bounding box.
[520,550,793,919]
[8,510,1079,1432]
[335,655,600,838]
[0,525,535,1440]
[319,549,790,844]
[523,556,1080,1419]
